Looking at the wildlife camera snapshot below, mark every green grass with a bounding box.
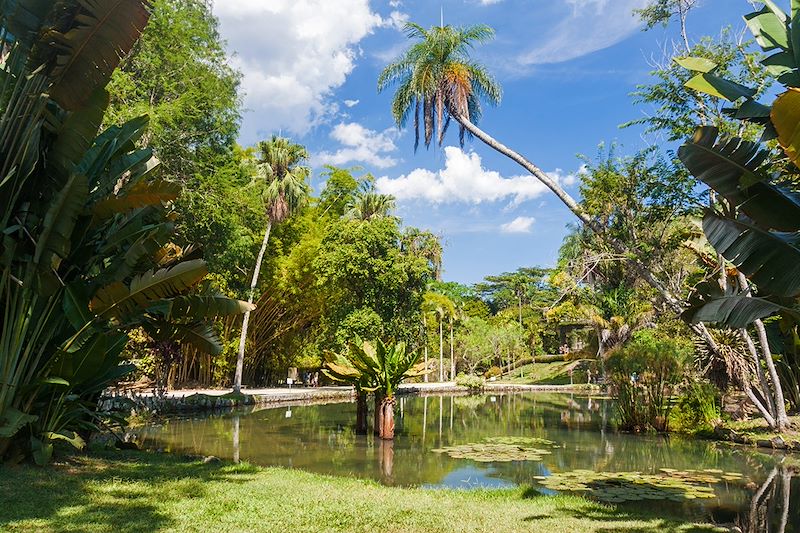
[720,415,800,442]
[499,360,587,385]
[0,450,726,533]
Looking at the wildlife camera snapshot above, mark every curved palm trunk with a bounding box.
[233,221,272,393]
[454,114,722,351]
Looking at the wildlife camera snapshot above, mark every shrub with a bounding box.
[606,330,692,432]
[670,382,722,434]
[484,366,502,379]
[456,373,485,391]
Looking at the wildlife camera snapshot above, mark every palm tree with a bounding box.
[378,20,723,363]
[402,228,443,280]
[345,183,396,221]
[233,136,311,393]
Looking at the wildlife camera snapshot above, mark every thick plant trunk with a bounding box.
[374,392,384,436]
[355,391,368,435]
[234,221,272,393]
[379,439,394,481]
[379,395,396,440]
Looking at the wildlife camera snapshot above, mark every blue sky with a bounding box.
[211,0,746,285]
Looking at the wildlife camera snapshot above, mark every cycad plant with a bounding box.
[322,352,375,434]
[0,1,252,463]
[328,338,426,439]
[233,136,311,393]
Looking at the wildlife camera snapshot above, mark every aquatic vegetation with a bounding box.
[432,436,558,462]
[534,468,745,503]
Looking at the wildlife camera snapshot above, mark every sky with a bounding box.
[210,0,746,285]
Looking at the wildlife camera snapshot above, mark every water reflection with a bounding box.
[131,392,798,530]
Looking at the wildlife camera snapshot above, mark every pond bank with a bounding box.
[0,450,724,533]
[104,382,600,414]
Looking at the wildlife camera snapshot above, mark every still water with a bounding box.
[133,392,798,531]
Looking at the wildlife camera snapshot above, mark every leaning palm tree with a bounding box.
[233,136,311,393]
[378,21,724,369]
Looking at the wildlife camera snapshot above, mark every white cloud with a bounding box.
[478,0,503,4]
[517,0,648,65]
[501,216,535,233]
[314,122,398,169]
[375,147,581,205]
[380,10,409,30]
[343,99,360,108]
[212,0,383,140]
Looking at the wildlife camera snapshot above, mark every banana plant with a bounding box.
[0,1,253,463]
[677,1,800,430]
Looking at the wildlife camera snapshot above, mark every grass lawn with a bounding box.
[0,450,726,533]
[499,360,587,385]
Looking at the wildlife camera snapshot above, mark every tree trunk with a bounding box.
[449,318,455,380]
[374,392,384,436]
[379,395,396,440]
[233,221,272,393]
[423,314,429,383]
[355,391,368,435]
[439,318,444,382]
[454,114,724,367]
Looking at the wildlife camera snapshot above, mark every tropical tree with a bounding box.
[0,0,252,463]
[377,20,723,360]
[234,136,311,393]
[345,185,397,221]
[677,0,800,431]
[338,339,426,439]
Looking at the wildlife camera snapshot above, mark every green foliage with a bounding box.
[378,22,501,148]
[606,330,693,432]
[483,366,502,379]
[670,382,722,434]
[334,338,426,398]
[623,29,770,141]
[106,0,241,182]
[455,373,485,391]
[0,1,250,462]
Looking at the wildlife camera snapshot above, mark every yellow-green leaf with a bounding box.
[772,88,800,166]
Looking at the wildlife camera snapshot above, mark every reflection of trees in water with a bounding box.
[736,465,796,533]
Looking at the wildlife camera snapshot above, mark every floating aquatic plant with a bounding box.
[432,436,558,462]
[534,468,745,503]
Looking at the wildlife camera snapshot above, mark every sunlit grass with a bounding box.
[0,450,727,533]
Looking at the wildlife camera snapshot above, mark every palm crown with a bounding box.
[378,22,502,150]
[255,135,311,223]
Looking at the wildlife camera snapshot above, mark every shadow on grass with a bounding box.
[519,486,724,533]
[0,449,258,532]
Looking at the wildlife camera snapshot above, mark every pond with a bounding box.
[132,392,799,531]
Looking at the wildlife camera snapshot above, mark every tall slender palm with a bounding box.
[233,136,311,393]
[378,21,723,362]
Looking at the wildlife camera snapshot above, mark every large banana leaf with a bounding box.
[48,0,152,111]
[684,292,797,327]
[48,88,109,177]
[146,321,223,355]
[163,295,256,320]
[92,179,180,219]
[772,88,800,167]
[679,127,800,231]
[0,0,53,51]
[703,210,800,297]
[90,259,208,321]
[745,6,790,51]
[33,173,88,273]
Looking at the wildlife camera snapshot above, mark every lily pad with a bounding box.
[432,436,559,462]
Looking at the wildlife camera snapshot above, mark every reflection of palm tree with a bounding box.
[232,415,240,463]
[234,136,311,392]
